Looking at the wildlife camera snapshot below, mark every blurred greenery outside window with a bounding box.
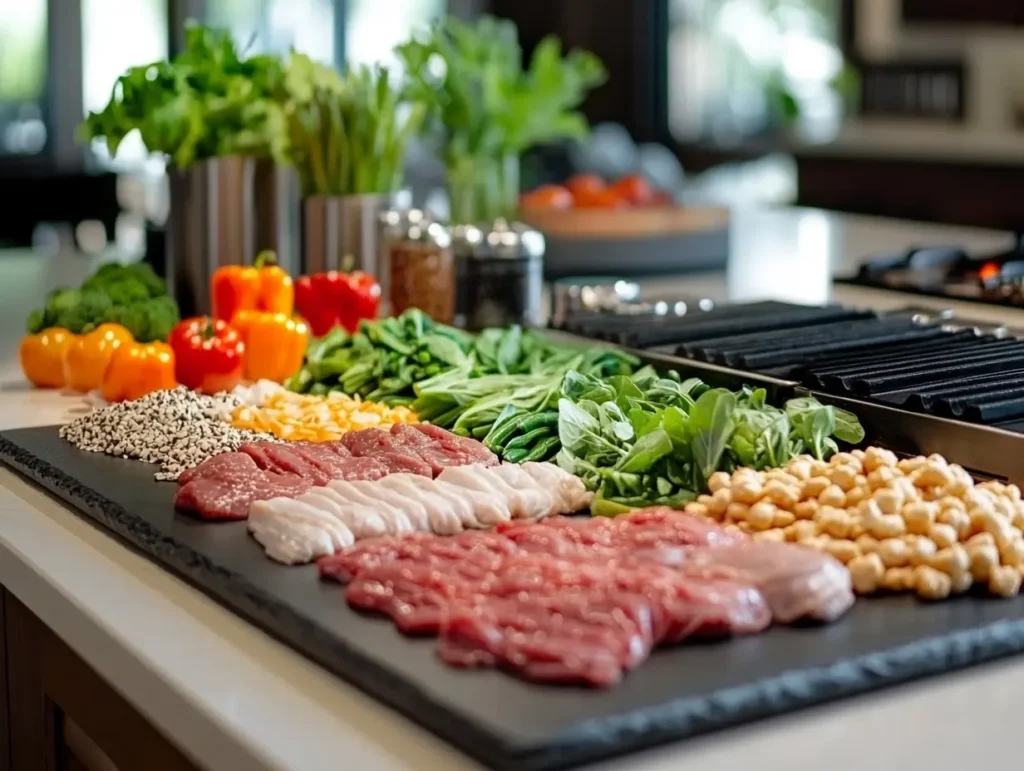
[82,0,169,170]
[668,0,850,146]
[0,0,48,155]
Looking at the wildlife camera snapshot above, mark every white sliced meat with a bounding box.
[328,480,416,534]
[436,479,511,526]
[301,487,389,539]
[520,462,594,512]
[438,465,552,520]
[348,479,430,533]
[485,464,561,519]
[378,475,463,535]
[249,517,333,565]
[249,497,354,551]
[393,474,484,529]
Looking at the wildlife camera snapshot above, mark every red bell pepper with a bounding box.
[168,316,245,394]
[294,271,381,337]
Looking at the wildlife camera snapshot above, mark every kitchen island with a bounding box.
[1,207,1022,771]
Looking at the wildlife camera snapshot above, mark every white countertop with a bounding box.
[2,207,1024,771]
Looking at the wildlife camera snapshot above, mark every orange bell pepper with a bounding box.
[231,310,309,383]
[100,341,177,403]
[20,328,74,388]
[63,323,134,392]
[212,251,294,322]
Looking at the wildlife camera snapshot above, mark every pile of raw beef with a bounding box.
[174,424,497,521]
[321,508,855,687]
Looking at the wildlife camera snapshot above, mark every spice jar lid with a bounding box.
[381,208,451,248]
[451,218,545,260]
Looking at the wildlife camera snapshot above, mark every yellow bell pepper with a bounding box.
[231,310,309,383]
[100,341,177,403]
[20,328,75,388]
[63,323,134,392]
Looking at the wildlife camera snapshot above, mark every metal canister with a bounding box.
[385,209,456,323]
[549,277,641,328]
[302,193,389,277]
[166,156,297,317]
[453,219,545,330]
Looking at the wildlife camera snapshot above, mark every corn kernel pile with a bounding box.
[684,446,1024,601]
[229,390,418,442]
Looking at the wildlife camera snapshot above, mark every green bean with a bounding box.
[483,412,531,451]
[518,411,559,433]
[521,436,561,462]
[503,426,551,453]
[504,447,529,463]
[472,425,492,438]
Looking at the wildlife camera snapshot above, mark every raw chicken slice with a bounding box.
[391,474,483,529]
[488,464,563,518]
[249,497,354,551]
[440,465,555,520]
[328,480,417,534]
[248,514,336,565]
[353,481,434,533]
[378,474,464,535]
[684,541,854,623]
[520,462,594,513]
[300,488,390,540]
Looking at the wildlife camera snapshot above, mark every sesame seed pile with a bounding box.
[59,387,272,481]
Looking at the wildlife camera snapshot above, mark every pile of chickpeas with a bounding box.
[684,446,1024,601]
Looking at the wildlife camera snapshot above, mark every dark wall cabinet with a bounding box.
[0,589,200,771]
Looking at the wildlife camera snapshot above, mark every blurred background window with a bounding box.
[206,0,336,64]
[82,0,169,169]
[667,0,845,145]
[0,0,48,156]
[345,0,445,71]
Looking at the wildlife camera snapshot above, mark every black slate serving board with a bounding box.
[5,426,1024,770]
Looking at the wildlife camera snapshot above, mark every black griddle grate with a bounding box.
[555,301,1024,430]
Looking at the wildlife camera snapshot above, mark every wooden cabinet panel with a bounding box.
[3,591,200,771]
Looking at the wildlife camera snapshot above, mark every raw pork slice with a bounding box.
[331,456,391,482]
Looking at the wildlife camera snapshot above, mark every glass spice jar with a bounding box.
[453,219,545,330]
[386,212,455,323]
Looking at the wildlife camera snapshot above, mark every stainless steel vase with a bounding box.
[302,194,387,277]
[166,156,298,317]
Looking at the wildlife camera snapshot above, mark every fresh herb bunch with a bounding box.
[276,54,426,196]
[549,367,865,515]
[286,308,637,412]
[81,23,283,168]
[395,15,606,221]
[26,262,180,342]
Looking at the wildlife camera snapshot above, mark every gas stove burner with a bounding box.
[842,232,1024,308]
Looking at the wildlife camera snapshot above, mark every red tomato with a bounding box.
[565,174,606,200]
[573,188,628,209]
[168,316,245,395]
[520,184,574,211]
[611,174,654,206]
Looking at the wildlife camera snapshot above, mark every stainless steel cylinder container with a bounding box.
[166,156,298,317]
[302,194,387,277]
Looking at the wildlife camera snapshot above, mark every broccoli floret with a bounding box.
[82,261,167,304]
[42,289,113,334]
[26,308,47,334]
[124,261,167,298]
[103,295,180,342]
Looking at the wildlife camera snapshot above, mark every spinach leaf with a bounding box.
[424,334,469,368]
[689,388,737,485]
[834,406,866,444]
[629,408,661,438]
[557,398,625,464]
[616,428,673,473]
[599,402,634,444]
[495,325,523,374]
